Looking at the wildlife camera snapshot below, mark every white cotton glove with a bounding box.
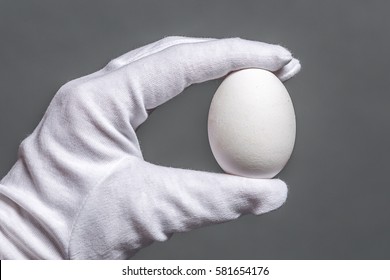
[0,37,301,259]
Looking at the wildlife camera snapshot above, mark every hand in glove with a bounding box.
[0,37,301,259]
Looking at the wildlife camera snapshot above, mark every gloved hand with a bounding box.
[0,36,300,259]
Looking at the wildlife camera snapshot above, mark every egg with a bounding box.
[208,68,296,179]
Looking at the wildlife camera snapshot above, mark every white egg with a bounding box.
[208,68,296,179]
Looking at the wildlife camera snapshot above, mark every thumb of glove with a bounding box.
[68,157,288,259]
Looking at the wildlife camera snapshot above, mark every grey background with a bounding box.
[0,0,389,259]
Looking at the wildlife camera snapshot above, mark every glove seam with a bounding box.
[66,156,132,259]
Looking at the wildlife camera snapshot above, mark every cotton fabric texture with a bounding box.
[0,37,300,259]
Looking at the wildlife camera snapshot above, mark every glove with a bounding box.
[0,36,301,259]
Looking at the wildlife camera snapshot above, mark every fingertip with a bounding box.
[275,58,301,81]
[275,45,293,63]
[228,38,292,69]
[264,45,293,71]
[272,178,289,206]
[252,178,288,215]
